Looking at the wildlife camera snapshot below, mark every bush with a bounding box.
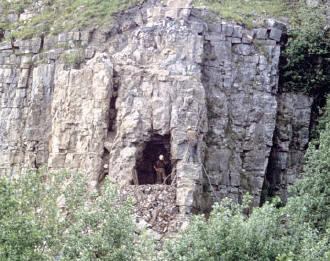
[279,4,330,98]
[161,195,329,261]
[0,169,146,260]
[286,95,330,233]
[62,50,85,68]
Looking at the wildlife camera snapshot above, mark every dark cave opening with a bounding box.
[136,134,172,185]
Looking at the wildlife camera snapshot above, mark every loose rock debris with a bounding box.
[120,185,188,239]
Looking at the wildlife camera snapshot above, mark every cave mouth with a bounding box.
[136,134,172,185]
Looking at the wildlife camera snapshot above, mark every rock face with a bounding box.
[48,54,113,185]
[264,93,313,201]
[0,0,313,227]
[201,12,283,208]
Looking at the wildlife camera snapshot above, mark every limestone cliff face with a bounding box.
[0,0,313,215]
[264,93,313,201]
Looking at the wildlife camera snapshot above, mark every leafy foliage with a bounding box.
[161,194,329,261]
[0,169,146,260]
[286,95,330,233]
[279,4,330,97]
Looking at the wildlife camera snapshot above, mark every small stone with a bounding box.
[232,37,242,44]
[222,23,233,36]
[269,28,282,42]
[208,22,222,33]
[265,19,286,31]
[233,44,252,56]
[58,33,68,42]
[7,13,19,23]
[205,32,225,41]
[254,28,268,39]
[85,47,95,59]
[232,25,243,38]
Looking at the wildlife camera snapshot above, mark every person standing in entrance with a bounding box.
[154,154,167,184]
[186,126,199,163]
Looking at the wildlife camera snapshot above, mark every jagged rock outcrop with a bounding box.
[0,0,313,234]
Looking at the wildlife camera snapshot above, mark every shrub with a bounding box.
[0,169,146,260]
[286,95,330,233]
[279,4,330,98]
[161,195,329,261]
[62,50,85,68]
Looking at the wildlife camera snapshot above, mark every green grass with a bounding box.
[61,49,85,68]
[193,0,308,27]
[1,0,143,41]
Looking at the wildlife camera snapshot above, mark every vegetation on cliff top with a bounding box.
[193,0,295,27]
[0,0,143,40]
[1,0,328,99]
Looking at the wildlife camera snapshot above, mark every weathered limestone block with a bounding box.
[0,42,12,51]
[14,38,42,54]
[107,14,207,190]
[269,28,282,42]
[48,53,113,184]
[0,61,55,175]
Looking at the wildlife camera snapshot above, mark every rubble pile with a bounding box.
[120,185,186,239]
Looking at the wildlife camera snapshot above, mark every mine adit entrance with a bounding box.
[135,134,172,185]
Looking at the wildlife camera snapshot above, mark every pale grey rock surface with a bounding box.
[48,53,113,186]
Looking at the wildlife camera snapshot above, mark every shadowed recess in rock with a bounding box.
[136,134,172,185]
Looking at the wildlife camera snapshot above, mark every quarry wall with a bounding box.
[0,0,313,230]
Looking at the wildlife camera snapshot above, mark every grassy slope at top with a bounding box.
[0,0,143,40]
[193,0,303,27]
